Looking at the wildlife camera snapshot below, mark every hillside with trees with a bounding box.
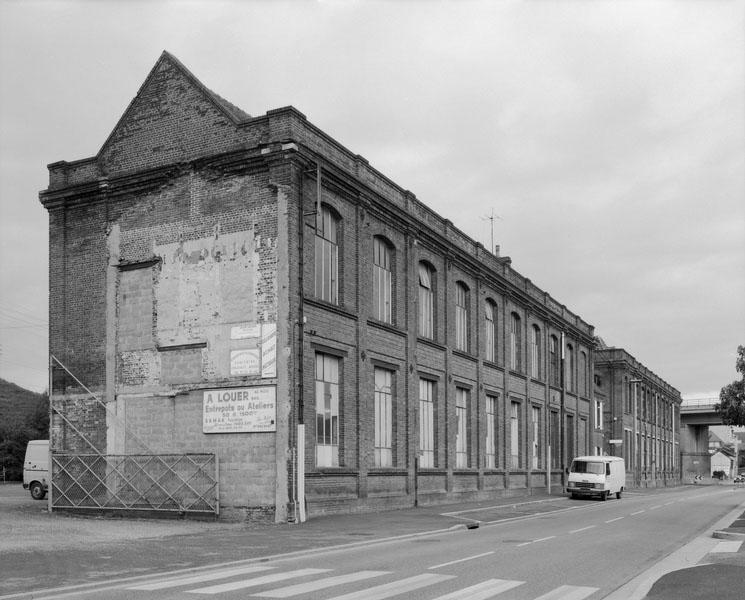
[0,379,49,481]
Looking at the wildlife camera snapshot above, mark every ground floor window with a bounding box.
[486,394,498,468]
[315,353,340,467]
[531,406,541,469]
[624,429,633,464]
[550,410,560,469]
[579,416,588,456]
[566,414,575,463]
[419,378,435,468]
[455,387,469,468]
[374,367,393,467]
[510,401,521,469]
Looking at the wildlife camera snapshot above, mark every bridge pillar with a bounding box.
[680,423,711,480]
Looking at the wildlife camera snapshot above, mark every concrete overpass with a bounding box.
[680,397,722,478]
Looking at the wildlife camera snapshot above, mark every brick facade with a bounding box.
[41,52,599,521]
[593,345,682,488]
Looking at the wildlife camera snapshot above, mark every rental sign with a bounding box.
[203,386,276,433]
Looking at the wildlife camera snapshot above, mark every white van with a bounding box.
[566,455,625,501]
[22,440,49,500]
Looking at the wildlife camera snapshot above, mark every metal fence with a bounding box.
[51,453,219,516]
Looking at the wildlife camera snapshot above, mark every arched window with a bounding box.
[549,335,560,387]
[566,344,575,392]
[455,282,469,352]
[531,325,541,379]
[315,205,339,304]
[509,312,521,371]
[484,300,497,362]
[418,262,434,339]
[373,237,392,323]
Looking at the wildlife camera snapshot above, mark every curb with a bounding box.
[712,530,745,540]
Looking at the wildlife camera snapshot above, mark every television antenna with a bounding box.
[481,208,503,255]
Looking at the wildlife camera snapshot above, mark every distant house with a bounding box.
[711,447,735,478]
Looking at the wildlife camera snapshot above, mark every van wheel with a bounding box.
[30,482,46,500]
[616,489,623,499]
[601,491,608,501]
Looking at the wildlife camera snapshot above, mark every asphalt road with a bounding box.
[3,484,742,600]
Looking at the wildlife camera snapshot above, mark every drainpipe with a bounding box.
[293,161,321,523]
[560,332,566,487]
[294,166,307,523]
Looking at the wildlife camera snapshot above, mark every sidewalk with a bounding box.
[642,484,745,600]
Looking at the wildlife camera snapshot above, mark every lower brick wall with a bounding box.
[118,390,278,519]
[304,469,554,517]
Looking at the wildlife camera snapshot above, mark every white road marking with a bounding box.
[649,505,662,510]
[428,552,495,569]
[533,584,599,600]
[252,571,390,598]
[127,565,274,590]
[187,569,330,594]
[630,510,645,515]
[569,526,596,534]
[517,535,555,546]
[323,573,456,600]
[429,578,524,599]
[710,541,743,553]
[605,517,624,523]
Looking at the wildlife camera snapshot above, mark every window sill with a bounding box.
[452,349,477,363]
[367,468,407,475]
[366,319,406,337]
[417,337,446,351]
[303,297,358,320]
[307,468,358,476]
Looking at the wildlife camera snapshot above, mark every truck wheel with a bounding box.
[616,489,623,499]
[30,482,46,500]
[601,491,608,501]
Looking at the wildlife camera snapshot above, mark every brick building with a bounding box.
[40,52,597,522]
[593,342,682,488]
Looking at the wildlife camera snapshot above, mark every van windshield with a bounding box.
[571,461,604,475]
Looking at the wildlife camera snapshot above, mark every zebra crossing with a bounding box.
[124,564,599,599]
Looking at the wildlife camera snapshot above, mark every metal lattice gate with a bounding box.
[51,453,219,516]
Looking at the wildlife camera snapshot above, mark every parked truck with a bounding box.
[566,455,625,501]
[22,440,49,500]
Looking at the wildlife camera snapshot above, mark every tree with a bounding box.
[716,345,745,427]
[0,395,48,481]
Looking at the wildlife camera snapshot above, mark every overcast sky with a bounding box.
[0,0,743,397]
